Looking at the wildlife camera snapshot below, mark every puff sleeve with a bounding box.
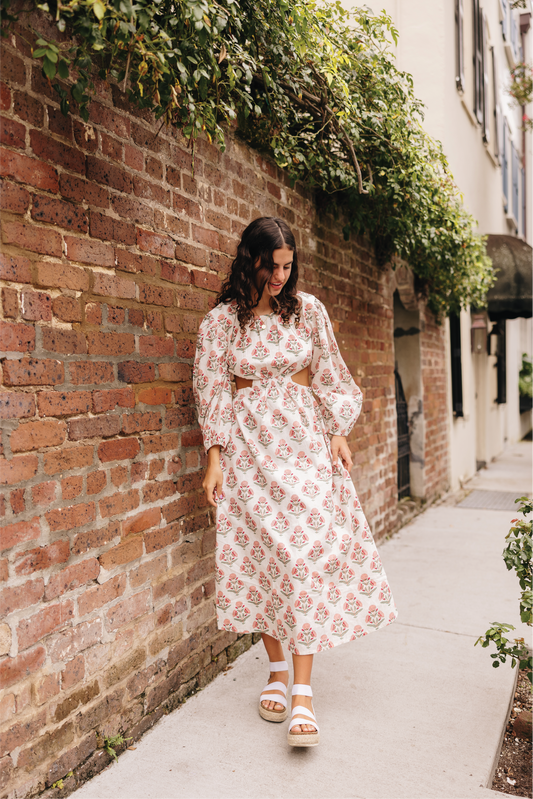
[193,312,234,453]
[309,299,363,437]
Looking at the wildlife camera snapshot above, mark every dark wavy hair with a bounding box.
[217,217,300,330]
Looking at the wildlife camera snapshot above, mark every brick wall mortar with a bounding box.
[0,19,449,799]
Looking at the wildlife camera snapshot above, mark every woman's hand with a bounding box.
[203,446,223,507]
[330,435,353,472]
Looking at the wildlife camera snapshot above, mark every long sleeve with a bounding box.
[193,312,234,453]
[309,299,363,437]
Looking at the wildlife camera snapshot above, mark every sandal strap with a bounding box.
[269,660,288,671]
[292,683,313,697]
[260,692,287,708]
[262,680,287,694]
[289,705,319,733]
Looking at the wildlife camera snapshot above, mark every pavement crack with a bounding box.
[394,621,478,638]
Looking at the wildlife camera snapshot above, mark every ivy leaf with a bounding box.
[42,56,56,78]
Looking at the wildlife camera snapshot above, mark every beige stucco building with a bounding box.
[345,0,532,492]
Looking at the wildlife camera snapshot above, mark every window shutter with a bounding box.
[502,120,509,212]
[455,0,465,91]
[500,0,508,41]
[482,13,490,143]
[473,0,483,123]
[492,47,501,162]
[512,142,519,222]
[450,313,464,417]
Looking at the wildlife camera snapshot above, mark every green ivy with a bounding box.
[1,0,494,317]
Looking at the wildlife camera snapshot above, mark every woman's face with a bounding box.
[256,245,293,298]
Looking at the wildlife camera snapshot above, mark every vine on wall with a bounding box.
[1,0,495,317]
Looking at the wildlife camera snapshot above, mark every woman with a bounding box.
[193,217,397,747]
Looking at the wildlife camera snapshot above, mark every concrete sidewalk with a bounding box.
[76,441,532,799]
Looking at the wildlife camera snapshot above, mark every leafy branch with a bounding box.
[476,497,533,684]
[1,0,495,317]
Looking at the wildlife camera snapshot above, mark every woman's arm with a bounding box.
[202,445,223,508]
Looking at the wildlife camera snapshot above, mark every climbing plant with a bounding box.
[476,497,533,685]
[1,0,494,317]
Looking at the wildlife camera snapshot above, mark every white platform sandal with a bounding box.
[287,684,320,747]
[258,660,289,722]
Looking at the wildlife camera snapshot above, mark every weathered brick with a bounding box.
[90,211,135,246]
[30,129,85,173]
[137,229,174,258]
[122,508,161,537]
[38,390,92,416]
[44,558,100,600]
[17,719,75,769]
[175,241,208,268]
[47,618,103,662]
[53,679,99,724]
[116,361,155,384]
[0,577,44,615]
[35,260,89,291]
[160,262,191,285]
[86,470,107,496]
[46,502,96,532]
[68,415,121,441]
[115,248,158,275]
[2,358,63,386]
[64,236,114,267]
[60,653,85,691]
[52,295,82,322]
[142,480,175,504]
[78,574,126,616]
[93,273,136,299]
[87,155,132,193]
[87,331,135,355]
[98,438,140,463]
[0,321,35,352]
[142,434,180,457]
[62,475,83,500]
[42,328,86,355]
[98,488,139,518]
[0,147,58,191]
[144,522,181,553]
[0,391,35,419]
[122,412,161,434]
[43,446,93,475]
[3,287,19,320]
[158,362,191,382]
[98,536,143,570]
[0,82,11,111]
[60,173,109,208]
[2,219,62,255]
[105,589,150,631]
[0,178,30,214]
[10,419,66,452]
[92,388,134,412]
[16,600,74,650]
[163,495,196,523]
[0,253,32,283]
[31,195,88,233]
[72,520,120,556]
[69,361,114,385]
[137,388,173,406]
[0,455,38,486]
[181,429,203,447]
[0,709,46,758]
[34,672,61,705]
[139,335,174,357]
[14,540,70,576]
[138,284,174,306]
[31,481,57,506]
[0,646,45,690]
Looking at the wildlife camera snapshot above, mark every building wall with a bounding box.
[0,18,453,798]
[352,0,533,488]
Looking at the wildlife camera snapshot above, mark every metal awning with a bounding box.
[486,234,532,320]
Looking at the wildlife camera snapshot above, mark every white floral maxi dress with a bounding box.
[193,291,398,655]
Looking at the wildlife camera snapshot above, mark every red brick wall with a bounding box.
[420,309,450,499]
[0,18,448,799]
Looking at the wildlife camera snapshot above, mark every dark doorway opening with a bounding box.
[395,368,410,499]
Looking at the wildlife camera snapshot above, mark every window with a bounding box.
[482,13,490,143]
[450,313,464,417]
[512,141,519,222]
[502,119,509,212]
[455,0,465,92]
[500,0,508,40]
[473,0,484,123]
